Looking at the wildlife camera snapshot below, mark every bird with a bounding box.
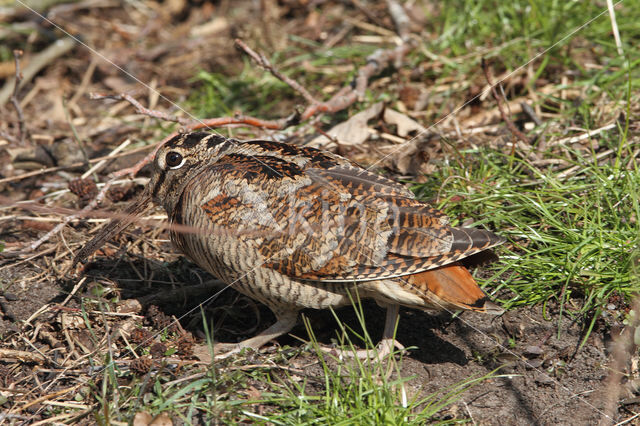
[75,131,504,358]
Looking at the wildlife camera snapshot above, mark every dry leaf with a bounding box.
[133,412,152,426]
[388,137,438,176]
[309,102,384,149]
[133,411,173,426]
[117,299,143,314]
[383,108,426,137]
[190,17,229,38]
[192,343,213,363]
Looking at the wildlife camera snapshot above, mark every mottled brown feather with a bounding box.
[164,141,504,282]
[75,132,506,356]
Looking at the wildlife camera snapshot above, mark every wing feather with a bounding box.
[177,144,503,282]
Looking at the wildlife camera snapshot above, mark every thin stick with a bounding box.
[81,138,131,179]
[10,49,27,144]
[90,92,191,125]
[235,39,319,105]
[386,0,410,42]
[481,58,530,151]
[549,122,617,146]
[0,143,155,185]
[18,384,83,412]
[91,24,413,177]
[0,348,46,364]
[606,0,624,56]
[26,179,114,252]
[0,37,75,106]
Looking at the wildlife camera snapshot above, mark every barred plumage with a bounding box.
[76,131,505,357]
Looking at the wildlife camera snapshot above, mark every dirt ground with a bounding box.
[0,257,628,424]
[0,0,637,424]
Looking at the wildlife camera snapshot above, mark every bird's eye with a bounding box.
[165,151,184,169]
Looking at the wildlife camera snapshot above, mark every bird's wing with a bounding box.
[178,151,503,282]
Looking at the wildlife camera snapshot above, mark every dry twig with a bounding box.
[0,348,46,364]
[0,143,155,185]
[481,58,530,155]
[11,50,27,144]
[386,0,410,42]
[235,39,319,105]
[90,92,191,125]
[95,36,412,179]
[25,180,115,252]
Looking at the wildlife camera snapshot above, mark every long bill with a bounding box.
[73,191,153,267]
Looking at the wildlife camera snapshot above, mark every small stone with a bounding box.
[525,358,543,369]
[524,345,544,357]
[2,293,18,301]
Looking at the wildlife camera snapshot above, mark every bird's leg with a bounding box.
[213,311,298,359]
[322,304,405,362]
[376,303,403,359]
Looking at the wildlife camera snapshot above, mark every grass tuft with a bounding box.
[411,126,639,320]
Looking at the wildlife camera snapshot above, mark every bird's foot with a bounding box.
[212,342,246,359]
[320,337,406,363]
[194,314,298,362]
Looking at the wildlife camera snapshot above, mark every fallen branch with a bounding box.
[386,0,410,42]
[90,92,190,125]
[26,179,115,252]
[101,34,412,177]
[0,348,46,364]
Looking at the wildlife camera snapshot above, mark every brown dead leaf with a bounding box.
[133,411,173,426]
[246,385,262,400]
[309,102,384,149]
[117,299,143,314]
[387,136,438,176]
[383,108,426,137]
[60,312,86,330]
[192,343,212,363]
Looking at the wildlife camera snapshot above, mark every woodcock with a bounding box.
[76,132,504,357]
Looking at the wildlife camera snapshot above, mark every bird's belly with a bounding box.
[172,232,352,311]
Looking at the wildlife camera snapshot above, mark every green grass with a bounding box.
[101,0,640,422]
[420,0,640,81]
[189,66,296,119]
[411,118,639,320]
[256,299,502,425]
[82,299,497,424]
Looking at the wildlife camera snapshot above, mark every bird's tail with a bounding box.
[407,263,503,314]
